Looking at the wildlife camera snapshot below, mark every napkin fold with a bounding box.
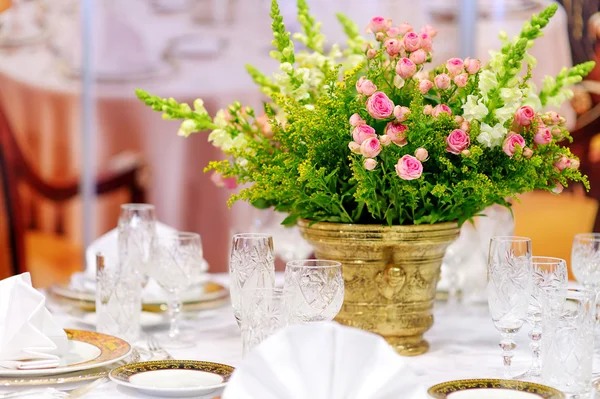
[223,322,428,399]
[0,274,68,370]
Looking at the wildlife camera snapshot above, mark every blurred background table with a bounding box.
[0,0,575,274]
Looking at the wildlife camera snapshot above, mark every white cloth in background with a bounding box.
[0,273,67,370]
[223,322,428,399]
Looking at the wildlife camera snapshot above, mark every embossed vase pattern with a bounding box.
[298,220,459,356]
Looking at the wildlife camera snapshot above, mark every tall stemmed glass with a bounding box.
[572,233,600,293]
[517,256,568,380]
[118,203,157,283]
[229,233,275,326]
[149,232,204,348]
[284,260,344,323]
[487,236,532,379]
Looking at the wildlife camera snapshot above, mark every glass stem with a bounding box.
[529,324,542,376]
[500,332,517,379]
[167,290,183,340]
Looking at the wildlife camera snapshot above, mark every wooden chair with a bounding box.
[513,191,599,280]
[0,107,147,288]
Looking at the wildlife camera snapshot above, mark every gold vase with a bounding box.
[297,219,459,356]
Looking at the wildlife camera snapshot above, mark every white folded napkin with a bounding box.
[0,274,68,370]
[222,322,428,399]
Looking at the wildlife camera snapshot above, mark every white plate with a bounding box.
[448,390,545,399]
[109,360,234,398]
[0,330,132,377]
[70,311,167,329]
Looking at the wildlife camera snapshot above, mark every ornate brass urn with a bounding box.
[297,219,459,356]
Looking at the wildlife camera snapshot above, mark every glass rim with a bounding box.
[286,259,342,269]
[120,203,155,211]
[574,233,600,241]
[490,236,531,242]
[232,233,273,240]
[531,256,566,265]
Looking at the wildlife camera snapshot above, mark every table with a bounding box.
[41,273,537,398]
[0,1,575,273]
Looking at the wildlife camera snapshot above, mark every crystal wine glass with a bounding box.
[284,259,344,323]
[572,233,600,293]
[487,236,532,379]
[229,233,276,326]
[517,256,567,380]
[118,203,157,284]
[149,232,204,348]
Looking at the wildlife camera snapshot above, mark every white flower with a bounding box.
[177,120,196,137]
[521,86,543,112]
[213,109,229,127]
[193,99,205,113]
[280,62,294,73]
[488,50,505,74]
[462,95,489,122]
[477,122,507,148]
[208,128,232,151]
[495,105,517,124]
[524,52,537,67]
[478,70,498,98]
[232,134,248,150]
[500,87,522,104]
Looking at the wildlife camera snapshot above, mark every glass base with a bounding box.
[154,331,196,349]
[513,368,541,382]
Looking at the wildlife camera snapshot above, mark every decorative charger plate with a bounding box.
[109,360,234,398]
[428,379,565,399]
[0,349,140,387]
[50,281,229,313]
[0,330,132,377]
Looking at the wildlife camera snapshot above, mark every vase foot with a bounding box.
[385,335,429,356]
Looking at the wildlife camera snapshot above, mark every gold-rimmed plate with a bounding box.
[109,360,234,397]
[0,330,131,377]
[50,281,229,313]
[428,379,565,398]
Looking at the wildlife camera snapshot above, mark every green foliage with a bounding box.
[136,2,592,227]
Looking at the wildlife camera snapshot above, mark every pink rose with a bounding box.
[419,33,432,51]
[364,158,378,171]
[554,155,571,171]
[415,147,429,162]
[514,106,536,126]
[349,113,365,127]
[446,58,464,77]
[403,32,421,52]
[375,32,385,42]
[379,134,392,146]
[385,122,408,146]
[551,126,563,138]
[419,79,433,94]
[386,27,401,38]
[384,38,402,57]
[463,57,481,74]
[461,149,471,157]
[352,124,377,144]
[393,105,411,122]
[570,159,580,169]
[360,137,382,158]
[523,148,533,159]
[366,49,378,59]
[432,104,452,118]
[533,127,552,145]
[434,73,451,90]
[454,73,468,88]
[395,155,423,180]
[398,22,413,35]
[409,49,427,65]
[348,141,361,154]
[211,172,237,189]
[460,121,470,132]
[421,24,438,38]
[356,76,377,96]
[502,133,526,157]
[423,104,433,115]
[366,92,394,119]
[552,182,564,194]
[395,58,417,79]
[366,16,391,34]
[446,129,470,154]
[454,115,464,124]
[544,111,561,124]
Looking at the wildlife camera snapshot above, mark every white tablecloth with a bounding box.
[32,273,540,398]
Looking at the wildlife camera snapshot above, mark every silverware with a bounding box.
[65,377,108,398]
[146,335,174,360]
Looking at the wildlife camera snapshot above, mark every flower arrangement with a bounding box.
[137,1,593,226]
